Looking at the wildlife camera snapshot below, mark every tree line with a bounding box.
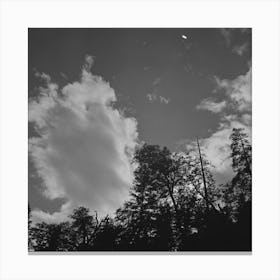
[28,128,252,251]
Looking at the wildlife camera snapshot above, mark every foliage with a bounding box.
[29,128,252,251]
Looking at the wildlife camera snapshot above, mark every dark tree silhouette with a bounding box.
[90,216,119,250]
[230,128,252,175]
[222,128,252,217]
[30,222,71,251]
[115,144,182,250]
[28,128,252,252]
[69,206,97,250]
[28,204,33,250]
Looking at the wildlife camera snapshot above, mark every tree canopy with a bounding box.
[29,128,252,251]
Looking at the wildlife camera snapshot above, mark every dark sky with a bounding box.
[28,28,251,220]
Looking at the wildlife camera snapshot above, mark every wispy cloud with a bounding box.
[198,66,252,115]
[214,67,251,113]
[84,54,95,71]
[144,66,152,71]
[146,93,170,104]
[183,63,192,73]
[219,28,233,47]
[193,66,252,184]
[146,77,170,105]
[196,99,226,113]
[219,28,251,57]
[232,42,248,56]
[158,95,170,104]
[60,72,69,81]
[152,77,161,87]
[34,70,51,84]
[29,55,139,223]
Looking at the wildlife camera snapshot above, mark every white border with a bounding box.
[1,0,279,279]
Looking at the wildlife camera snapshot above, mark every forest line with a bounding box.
[28,128,252,251]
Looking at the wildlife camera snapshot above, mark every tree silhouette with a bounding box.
[223,128,252,217]
[230,128,252,175]
[30,222,71,251]
[28,128,252,251]
[69,206,97,250]
[28,204,33,251]
[115,144,181,250]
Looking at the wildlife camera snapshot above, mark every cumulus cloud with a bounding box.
[194,67,252,184]
[29,55,138,223]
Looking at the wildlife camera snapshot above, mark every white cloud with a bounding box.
[194,67,252,184]
[29,56,138,223]
[196,99,226,113]
[215,66,252,113]
[198,66,252,115]
[200,119,251,183]
[31,202,73,225]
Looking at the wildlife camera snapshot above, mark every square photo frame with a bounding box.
[0,0,280,279]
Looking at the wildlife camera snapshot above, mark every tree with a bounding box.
[28,133,252,251]
[69,206,96,250]
[28,204,33,250]
[229,128,252,205]
[230,128,252,175]
[214,128,253,250]
[91,216,119,250]
[115,144,180,250]
[31,222,71,251]
[116,144,202,250]
[181,150,221,214]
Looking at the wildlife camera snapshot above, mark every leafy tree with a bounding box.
[215,128,252,250]
[91,216,119,250]
[28,134,252,252]
[224,128,252,214]
[31,222,71,251]
[69,206,97,250]
[116,144,200,250]
[115,144,178,250]
[180,150,222,214]
[230,128,251,175]
[28,204,33,250]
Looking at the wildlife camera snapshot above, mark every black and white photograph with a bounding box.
[1,0,280,279]
[28,28,252,252]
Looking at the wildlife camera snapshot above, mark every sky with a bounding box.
[28,28,251,223]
